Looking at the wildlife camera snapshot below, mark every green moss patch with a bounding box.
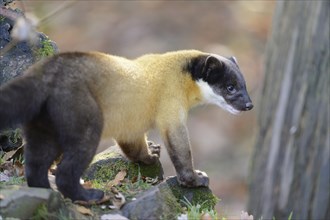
[84,152,163,182]
[35,38,55,59]
[163,177,219,211]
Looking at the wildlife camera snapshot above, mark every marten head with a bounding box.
[187,54,253,114]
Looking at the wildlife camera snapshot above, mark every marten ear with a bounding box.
[202,55,224,78]
[228,56,238,65]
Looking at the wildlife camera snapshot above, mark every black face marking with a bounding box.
[185,55,253,112]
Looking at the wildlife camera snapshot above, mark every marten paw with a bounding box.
[140,153,159,165]
[147,141,161,157]
[178,170,209,187]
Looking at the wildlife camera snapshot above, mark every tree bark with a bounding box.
[248,1,329,220]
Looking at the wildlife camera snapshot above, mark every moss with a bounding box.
[35,38,55,59]
[164,178,218,211]
[84,152,162,182]
[159,187,182,219]
[117,179,153,200]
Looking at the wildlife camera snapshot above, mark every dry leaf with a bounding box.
[2,150,16,161]
[107,170,127,187]
[14,161,24,176]
[0,194,5,200]
[82,180,93,189]
[76,205,94,216]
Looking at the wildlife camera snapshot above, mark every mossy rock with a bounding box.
[121,183,181,220]
[164,177,218,210]
[0,6,58,154]
[0,186,89,220]
[120,176,218,219]
[83,150,164,183]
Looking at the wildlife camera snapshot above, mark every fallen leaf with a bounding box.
[82,180,93,189]
[7,146,24,162]
[0,194,5,200]
[2,150,16,161]
[14,161,24,176]
[107,170,127,187]
[76,205,94,216]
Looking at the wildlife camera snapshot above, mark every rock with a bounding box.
[83,148,164,182]
[0,7,58,85]
[101,213,129,220]
[0,5,58,152]
[0,186,90,219]
[121,176,218,220]
[0,0,13,7]
[0,186,56,218]
[164,177,218,210]
[121,182,181,220]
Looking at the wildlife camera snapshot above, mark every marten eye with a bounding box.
[227,85,236,94]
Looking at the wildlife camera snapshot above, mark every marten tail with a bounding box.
[0,75,48,130]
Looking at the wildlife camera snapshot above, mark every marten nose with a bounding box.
[245,102,253,110]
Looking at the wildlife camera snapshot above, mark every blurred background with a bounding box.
[13,1,275,218]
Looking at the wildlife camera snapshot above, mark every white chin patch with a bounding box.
[196,80,241,115]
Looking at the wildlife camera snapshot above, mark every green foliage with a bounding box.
[0,176,25,187]
[181,197,219,220]
[116,178,153,200]
[0,151,5,164]
[33,204,49,220]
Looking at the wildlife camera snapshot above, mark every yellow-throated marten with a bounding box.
[0,50,253,202]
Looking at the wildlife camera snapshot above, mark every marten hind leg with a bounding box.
[48,88,104,202]
[118,136,160,165]
[24,111,61,188]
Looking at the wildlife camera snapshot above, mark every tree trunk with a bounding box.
[248,1,329,220]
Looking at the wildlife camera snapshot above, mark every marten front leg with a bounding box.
[164,124,209,187]
[118,136,160,165]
